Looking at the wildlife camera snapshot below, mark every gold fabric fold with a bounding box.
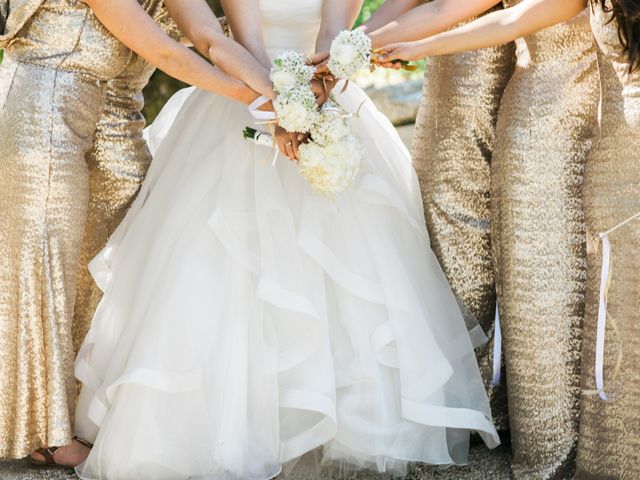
[575,5,640,478]
[491,6,598,479]
[0,0,44,48]
[412,9,515,432]
[0,0,176,459]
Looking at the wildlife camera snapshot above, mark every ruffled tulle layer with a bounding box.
[74,82,499,480]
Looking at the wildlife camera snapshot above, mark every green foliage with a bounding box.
[355,0,385,27]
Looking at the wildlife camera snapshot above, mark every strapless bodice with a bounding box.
[1,0,178,81]
[591,4,640,129]
[504,1,594,67]
[260,0,323,58]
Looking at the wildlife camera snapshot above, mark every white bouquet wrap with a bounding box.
[328,30,372,79]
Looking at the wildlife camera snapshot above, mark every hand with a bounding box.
[274,126,308,162]
[307,51,330,75]
[310,75,337,107]
[374,41,427,67]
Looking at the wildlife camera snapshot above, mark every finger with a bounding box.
[376,47,398,63]
[277,138,288,158]
[315,64,329,75]
[291,136,300,159]
[307,52,329,65]
[285,141,296,161]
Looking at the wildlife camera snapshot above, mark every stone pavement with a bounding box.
[0,442,512,480]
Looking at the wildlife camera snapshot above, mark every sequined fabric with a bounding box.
[575,6,640,479]
[0,57,104,460]
[0,0,8,33]
[493,4,598,479]
[0,0,176,459]
[412,5,515,433]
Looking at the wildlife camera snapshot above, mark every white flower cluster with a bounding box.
[270,52,318,134]
[266,47,364,197]
[270,51,315,92]
[328,30,372,79]
[298,102,363,197]
[309,101,352,147]
[273,85,319,133]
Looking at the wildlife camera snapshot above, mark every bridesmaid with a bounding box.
[577,1,640,477]
[376,1,599,478]
[0,0,271,466]
[361,0,515,430]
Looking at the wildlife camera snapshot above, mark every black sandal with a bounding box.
[28,436,93,469]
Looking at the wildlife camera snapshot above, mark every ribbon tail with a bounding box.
[492,306,502,387]
[595,234,612,401]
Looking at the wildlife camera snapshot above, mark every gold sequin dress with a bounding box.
[0,0,177,459]
[492,3,598,478]
[575,6,640,478]
[412,4,515,432]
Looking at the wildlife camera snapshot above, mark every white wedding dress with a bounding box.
[74,1,500,478]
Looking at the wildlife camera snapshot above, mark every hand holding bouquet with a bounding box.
[244,31,397,197]
[312,30,418,78]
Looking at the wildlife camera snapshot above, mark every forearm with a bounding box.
[359,0,422,34]
[165,0,273,99]
[367,0,500,48]
[220,0,272,70]
[411,0,587,57]
[84,0,260,103]
[316,0,363,52]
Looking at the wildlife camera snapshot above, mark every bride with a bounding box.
[74,0,500,478]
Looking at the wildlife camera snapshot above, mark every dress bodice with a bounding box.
[504,0,594,68]
[1,0,178,81]
[260,0,322,58]
[591,4,640,130]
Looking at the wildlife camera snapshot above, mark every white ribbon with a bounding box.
[595,234,612,400]
[592,210,639,401]
[248,96,279,166]
[492,306,502,387]
[249,95,276,122]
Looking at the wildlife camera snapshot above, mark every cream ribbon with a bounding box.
[248,95,279,166]
[492,307,502,387]
[588,210,639,400]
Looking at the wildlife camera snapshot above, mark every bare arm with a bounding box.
[220,0,272,69]
[83,0,259,104]
[316,0,363,53]
[367,0,501,49]
[164,0,274,98]
[359,0,422,34]
[378,0,587,61]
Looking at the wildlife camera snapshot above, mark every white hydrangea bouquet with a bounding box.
[328,30,417,81]
[297,102,363,197]
[327,30,373,79]
[244,49,364,198]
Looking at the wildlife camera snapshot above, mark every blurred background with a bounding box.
[143,0,424,146]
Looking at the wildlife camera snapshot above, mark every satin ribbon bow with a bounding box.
[248,96,279,166]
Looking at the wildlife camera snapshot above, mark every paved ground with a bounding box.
[0,441,511,479]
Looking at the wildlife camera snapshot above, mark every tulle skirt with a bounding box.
[74,82,499,480]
